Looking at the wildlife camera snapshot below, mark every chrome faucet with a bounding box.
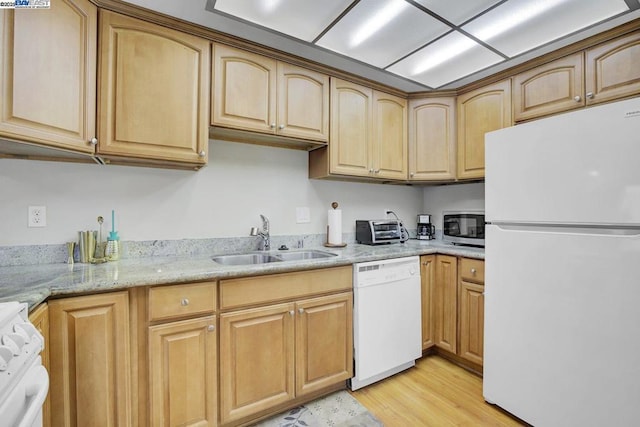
[250,214,270,251]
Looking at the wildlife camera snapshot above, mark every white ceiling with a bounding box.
[122,0,640,92]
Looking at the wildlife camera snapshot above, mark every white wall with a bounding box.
[0,140,423,246]
[422,182,485,231]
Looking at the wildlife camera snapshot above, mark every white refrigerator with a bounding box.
[484,97,640,427]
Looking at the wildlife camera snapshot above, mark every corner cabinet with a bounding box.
[212,44,329,144]
[218,267,353,425]
[0,0,97,154]
[420,255,436,350]
[433,255,458,353]
[48,292,132,427]
[98,10,210,168]
[408,97,456,181]
[309,78,407,181]
[457,79,512,180]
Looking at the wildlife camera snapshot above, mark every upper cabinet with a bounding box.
[98,10,210,168]
[585,31,640,106]
[408,97,456,181]
[457,79,512,180]
[0,0,97,154]
[212,44,329,145]
[513,53,584,122]
[309,78,407,181]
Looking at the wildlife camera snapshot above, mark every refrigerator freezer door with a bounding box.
[485,97,640,226]
[484,224,640,427]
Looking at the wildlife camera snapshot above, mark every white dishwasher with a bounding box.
[351,256,422,390]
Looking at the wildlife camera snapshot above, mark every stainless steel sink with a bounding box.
[211,253,282,265]
[212,250,337,265]
[275,250,338,261]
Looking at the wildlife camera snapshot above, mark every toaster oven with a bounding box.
[355,220,403,245]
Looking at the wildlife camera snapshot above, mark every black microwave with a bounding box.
[443,211,485,247]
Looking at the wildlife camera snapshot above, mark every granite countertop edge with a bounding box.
[0,240,484,310]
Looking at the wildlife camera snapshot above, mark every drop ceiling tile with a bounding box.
[214,0,352,42]
[413,0,503,25]
[463,0,630,57]
[388,31,504,88]
[317,0,450,68]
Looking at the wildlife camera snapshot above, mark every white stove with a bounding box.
[0,302,48,427]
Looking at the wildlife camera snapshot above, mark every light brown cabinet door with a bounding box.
[29,304,50,427]
[219,303,295,424]
[434,255,458,353]
[295,292,353,397]
[329,78,372,177]
[408,97,456,181]
[459,281,485,366]
[149,316,217,427]
[373,91,407,180]
[99,11,210,164]
[0,0,96,152]
[212,44,277,134]
[457,79,512,180]
[586,31,640,105]
[513,53,584,121]
[49,292,131,427]
[277,62,329,141]
[420,255,435,350]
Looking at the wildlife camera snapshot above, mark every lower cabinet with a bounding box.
[219,292,353,425]
[29,303,50,427]
[425,256,485,368]
[149,317,217,427]
[48,292,132,427]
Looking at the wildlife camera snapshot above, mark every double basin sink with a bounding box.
[212,249,338,266]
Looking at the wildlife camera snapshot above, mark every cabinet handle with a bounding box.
[471,268,477,275]
[574,95,581,102]
[374,169,380,174]
[278,124,285,130]
[181,298,189,306]
[198,150,206,158]
[298,308,305,314]
[289,310,295,316]
[207,325,215,332]
[270,123,276,129]
[586,92,594,99]
[89,137,98,146]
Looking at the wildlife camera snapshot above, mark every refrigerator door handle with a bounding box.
[490,223,640,237]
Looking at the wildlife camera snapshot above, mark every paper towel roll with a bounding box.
[327,209,342,245]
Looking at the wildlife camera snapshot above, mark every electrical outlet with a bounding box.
[28,206,46,227]
[296,207,311,224]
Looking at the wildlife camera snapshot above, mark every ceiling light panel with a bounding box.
[463,0,630,57]
[413,0,503,25]
[388,31,504,88]
[317,0,450,68]
[214,0,353,42]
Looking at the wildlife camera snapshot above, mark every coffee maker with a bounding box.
[417,214,435,240]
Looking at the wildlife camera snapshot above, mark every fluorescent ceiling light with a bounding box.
[411,35,476,75]
[472,0,568,41]
[350,0,409,47]
[262,0,283,13]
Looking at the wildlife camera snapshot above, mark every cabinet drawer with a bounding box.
[459,258,484,284]
[148,282,216,321]
[220,266,352,310]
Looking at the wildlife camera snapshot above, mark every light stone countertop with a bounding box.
[0,240,484,310]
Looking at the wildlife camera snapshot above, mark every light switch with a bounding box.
[296,207,311,224]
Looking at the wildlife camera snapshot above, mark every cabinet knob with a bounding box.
[298,308,305,314]
[574,95,581,102]
[198,150,206,158]
[181,298,189,306]
[207,325,215,332]
[369,168,374,173]
[410,172,415,177]
[471,268,477,274]
[270,123,276,129]
[586,92,594,99]
[278,124,285,130]
[289,310,295,316]
[422,261,430,266]
[89,137,98,146]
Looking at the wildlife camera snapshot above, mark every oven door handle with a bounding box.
[18,364,49,427]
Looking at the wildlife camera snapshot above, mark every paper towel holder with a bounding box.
[325,201,347,248]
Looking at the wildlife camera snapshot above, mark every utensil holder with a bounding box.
[105,240,121,261]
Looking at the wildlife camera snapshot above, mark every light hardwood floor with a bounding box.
[350,356,525,426]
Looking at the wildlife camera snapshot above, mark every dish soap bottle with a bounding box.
[105,210,121,261]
